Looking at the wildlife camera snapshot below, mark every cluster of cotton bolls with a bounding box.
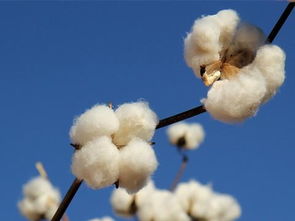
[70,101,159,193]
[184,9,286,123]
[167,122,205,150]
[111,180,241,221]
[18,176,61,221]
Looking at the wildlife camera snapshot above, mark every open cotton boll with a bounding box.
[211,193,241,221]
[137,190,190,221]
[23,177,56,199]
[70,105,119,146]
[167,122,205,149]
[203,64,267,123]
[72,136,120,189]
[252,44,285,102]
[88,217,115,221]
[118,138,158,193]
[110,188,136,217]
[113,102,158,146]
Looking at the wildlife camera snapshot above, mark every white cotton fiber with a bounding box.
[167,122,205,149]
[18,176,61,221]
[118,138,158,193]
[137,190,190,221]
[203,64,267,123]
[134,180,156,207]
[113,102,158,146]
[252,45,286,102]
[70,105,119,146]
[110,188,135,217]
[88,217,115,221]
[71,136,120,189]
[184,9,239,78]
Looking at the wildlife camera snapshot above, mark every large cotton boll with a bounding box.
[70,105,119,146]
[71,136,120,189]
[203,65,267,123]
[167,122,205,149]
[118,138,158,193]
[138,190,190,221]
[252,45,286,102]
[110,188,136,217]
[113,102,158,146]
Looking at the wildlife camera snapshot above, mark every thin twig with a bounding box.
[266,2,294,43]
[51,4,293,220]
[51,178,82,221]
[170,153,189,191]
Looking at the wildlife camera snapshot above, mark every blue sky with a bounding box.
[0,2,294,221]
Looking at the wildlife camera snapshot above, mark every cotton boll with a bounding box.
[113,102,158,146]
[23,177,55,199]
[138,190,190,221]
[119,138,158,193]
[203,65,267,123]
[70,105,119,146]
[88,217,115,221]
[167,122,205,149]
[72,136,120,189]
[18,198,42,221]
[110,188,136,217]
[252,44,286,102]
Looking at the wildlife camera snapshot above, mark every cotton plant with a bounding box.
[18,176,61,221]
[174,180,241,221]
[167,122,205,150]
[184,9,286,123]
[70,101,159,193]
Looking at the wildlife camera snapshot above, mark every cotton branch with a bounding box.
[51,4,293,220]
[170,153,189,191]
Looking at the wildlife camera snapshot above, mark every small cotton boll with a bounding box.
[167,123,205,149]
[72,136,120,189]
[70,105,119,146]
[252,45,285,102]
[113,102,158,146]
[212,194,241,221]
[203,65,267,123]
[18,198,42,221]
[88,217,115,221]
[137,190,190,221]
[119,138,158,193]
[111,188,136,217]
[23,177,55,199]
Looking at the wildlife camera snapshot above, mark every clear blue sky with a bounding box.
[0,2,294,221]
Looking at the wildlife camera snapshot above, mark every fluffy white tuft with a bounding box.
[88,217,115,221]
[203,64,267,123]
[252,44,286,102]
[71,136,120,189]
[110,188,135,217]
[18,177,61,221]
[137,189,190,221]
[118,138,158,193]
[185,9,239,77]
[203,44,285,123]
[70,105,119,146]
[113,102,158,146]
[167,122,205,149]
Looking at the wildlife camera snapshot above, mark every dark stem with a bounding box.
[51,178,82,221]
[170,152,189,191]
[266,2,294,43]
[51,4,293,220]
